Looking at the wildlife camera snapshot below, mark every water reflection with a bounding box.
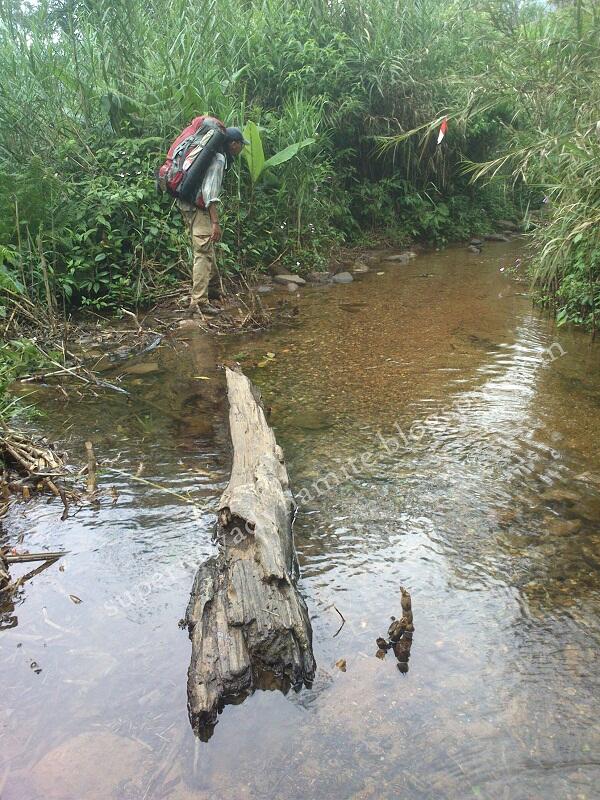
[1,242,599,798]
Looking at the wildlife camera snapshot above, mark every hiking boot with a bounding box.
[198,302,221,316]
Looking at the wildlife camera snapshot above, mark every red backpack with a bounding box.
[157,115,226,207]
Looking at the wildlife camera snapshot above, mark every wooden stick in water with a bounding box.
[85,441,97,494]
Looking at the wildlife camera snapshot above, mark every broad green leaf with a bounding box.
[242,121,265,184]
[264,138,315,169]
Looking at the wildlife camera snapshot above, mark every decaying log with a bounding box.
[0,552,9,591]
[185,367,315,735]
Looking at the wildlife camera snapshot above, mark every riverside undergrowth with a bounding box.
[1,0,592,324]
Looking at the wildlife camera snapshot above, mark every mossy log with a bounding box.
[185,367,315,736]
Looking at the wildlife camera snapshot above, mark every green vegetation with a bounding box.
[0,0,598,328]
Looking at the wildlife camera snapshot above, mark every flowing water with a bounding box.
[1,242,600,800]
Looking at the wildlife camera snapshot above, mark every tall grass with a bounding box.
[458,1,600,329]
[0,0,560,313]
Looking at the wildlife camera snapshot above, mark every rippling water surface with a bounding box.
[1,242,599,799]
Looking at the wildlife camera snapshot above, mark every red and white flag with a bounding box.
[437,117,448,145]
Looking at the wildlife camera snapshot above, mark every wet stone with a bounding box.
[307,271,331,284]
[541,488,581,504]
[123,362,159,375]
[385,253,410,263]
[273,274,306,286]
[332,271,354,284]
[544,517,583,536]
[484,233,511,242]
[575,472,600,489]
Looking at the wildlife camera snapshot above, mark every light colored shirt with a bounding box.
[201,152,226,207]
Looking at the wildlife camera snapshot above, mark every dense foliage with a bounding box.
[0,0,597,327]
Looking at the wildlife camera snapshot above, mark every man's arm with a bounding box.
[202,153,226,242]
[208,202,222,242]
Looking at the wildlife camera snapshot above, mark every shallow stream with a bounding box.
[2,242,600,799]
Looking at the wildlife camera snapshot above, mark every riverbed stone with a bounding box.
[273,272,306,286]
[385,253,410,263]
[352,261,369,273]
[30,731,152,799]
[544,517,583,536]
[484,233,511,242]
[470,238,483,246]
[286,282,299,292]
[541,488,580,504]
[575,471,600,488]
[273,273,306,286]
[468,245,482,254]
[331,271,353,284]
[255,284,273,293]
[307,271,331,284]
[123,362,159,375]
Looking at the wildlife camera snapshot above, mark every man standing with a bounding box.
[177,126,247,315]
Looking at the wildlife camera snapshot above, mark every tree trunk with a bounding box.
[185,367,315,737]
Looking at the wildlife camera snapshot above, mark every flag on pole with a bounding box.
[437,117,448,145]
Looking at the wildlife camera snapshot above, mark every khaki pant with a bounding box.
[177,200,214,306]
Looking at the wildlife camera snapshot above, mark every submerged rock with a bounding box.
[544,517,583,536]
[385,253,410,263]
[541,488,580,504]
[468,244,482,254]
[307,271,331,284]
[332,271,353,284]
[574,472,600,489]
[123,362,159,375]
[484,233,511,242]
[30,731,152,799]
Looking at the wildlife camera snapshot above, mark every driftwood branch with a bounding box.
[185,367,315,737]
[0,552,9,591]
[84,441,97,494]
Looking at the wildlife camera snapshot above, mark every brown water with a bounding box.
[2,242,600,800]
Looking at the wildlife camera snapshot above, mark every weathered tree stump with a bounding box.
[185,367,315,736]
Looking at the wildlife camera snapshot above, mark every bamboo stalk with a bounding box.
[4,551,68,564]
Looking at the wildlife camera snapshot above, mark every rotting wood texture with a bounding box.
[185,367,315,736]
